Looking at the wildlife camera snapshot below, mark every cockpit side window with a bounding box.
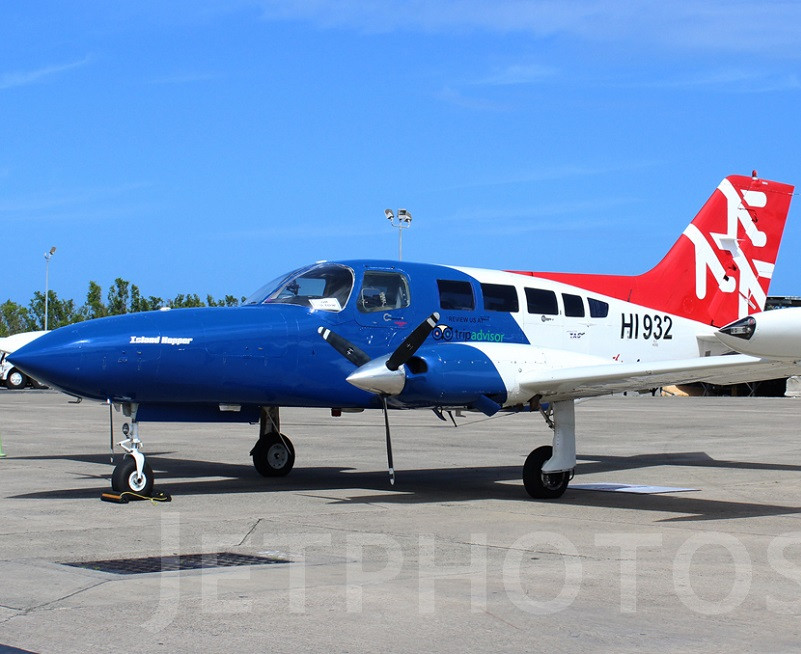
[244,263,354,311]
[358,271,411,313]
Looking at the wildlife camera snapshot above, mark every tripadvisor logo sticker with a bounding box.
[432,323,505,342]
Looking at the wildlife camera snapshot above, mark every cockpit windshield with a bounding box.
[244,263,354,312]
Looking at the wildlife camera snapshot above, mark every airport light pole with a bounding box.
[44,246,56,331]
[384,208,412,260]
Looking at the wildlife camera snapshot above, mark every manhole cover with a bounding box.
[63,552,289,575]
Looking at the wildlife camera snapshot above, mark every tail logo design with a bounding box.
[684,179,772,319]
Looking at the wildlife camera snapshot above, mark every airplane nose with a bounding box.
[7,327,87,394]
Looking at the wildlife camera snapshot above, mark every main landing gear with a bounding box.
[250,406,295,477]
[522,399,576,499]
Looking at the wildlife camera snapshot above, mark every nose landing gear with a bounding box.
[110,403,155,496]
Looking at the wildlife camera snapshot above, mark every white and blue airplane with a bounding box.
[9,173,800,499]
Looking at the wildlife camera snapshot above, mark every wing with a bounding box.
[520,354,801,402]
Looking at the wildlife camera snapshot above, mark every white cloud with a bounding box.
[255,1,801,57]
[435,196,638,236]
[0,57,91,91]
[0,183,152,222]
[436,86,510,111]
[147,71,221,85]
[435,161,658,193]
[640,70,801,93]
[473,63,558,87]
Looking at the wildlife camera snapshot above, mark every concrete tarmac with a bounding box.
[2,389,801,653]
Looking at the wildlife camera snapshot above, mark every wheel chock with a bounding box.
[100,491,130,504]
[100,489,172,504]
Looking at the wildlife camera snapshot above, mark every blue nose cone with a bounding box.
[8,326,88,395]
[8,312,163,400]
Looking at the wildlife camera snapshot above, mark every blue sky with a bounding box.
[2,1,801,306]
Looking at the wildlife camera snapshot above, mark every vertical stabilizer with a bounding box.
[514,174,795,326]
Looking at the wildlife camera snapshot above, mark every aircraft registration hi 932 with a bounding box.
[9,173,800,499]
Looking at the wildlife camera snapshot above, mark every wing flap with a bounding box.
[520,354,800,402]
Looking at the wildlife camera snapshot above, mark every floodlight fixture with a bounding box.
[44,246,57,331]
[385,208,413,260]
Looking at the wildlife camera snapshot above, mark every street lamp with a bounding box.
[385,208,412,260]
[44,246,56,331]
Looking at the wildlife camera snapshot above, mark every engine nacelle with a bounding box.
[715,308,801,360]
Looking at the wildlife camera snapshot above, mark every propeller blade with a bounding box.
[380,395,395,485]
[318,327,371,367]
[386,312,440,371]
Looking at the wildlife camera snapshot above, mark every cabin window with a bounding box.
[562,293,585,318]
[437,280,475,311]
[358,271,411,313]
[588,297,609,318]
[481,283,519,312]
[525,288,558,315]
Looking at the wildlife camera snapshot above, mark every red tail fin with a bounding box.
[513,174,795,326]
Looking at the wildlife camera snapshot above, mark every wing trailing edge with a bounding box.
[520,354,801,402]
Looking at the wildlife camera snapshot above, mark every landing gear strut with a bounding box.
[111,403,155,495]
[523,399,576,499]
[251,406,295,477]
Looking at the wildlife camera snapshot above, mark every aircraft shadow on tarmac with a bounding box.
[7,450,801,522]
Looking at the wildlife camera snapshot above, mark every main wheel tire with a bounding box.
[523,445,570,499]
[251,434,295,477]
[6,369,28,390]
[111,456,155,495]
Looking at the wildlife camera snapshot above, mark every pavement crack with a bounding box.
[237,518,263,547]
[3,580,111,622]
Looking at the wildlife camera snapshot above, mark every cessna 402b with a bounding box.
[8,173,800,499]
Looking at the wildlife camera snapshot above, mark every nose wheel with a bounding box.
[108,402,157,497]
[112,456,155,495]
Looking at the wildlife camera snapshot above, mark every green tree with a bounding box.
[147,295,166,310]
[130,285,166,312]
[0,300,32,336]
[206,294,241,307]
[106,278,131,315]
[169,293,205,309]
[130,284,147,313]
[29,291,82,330]
[84,281,107,320]
[2,278,241,332]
